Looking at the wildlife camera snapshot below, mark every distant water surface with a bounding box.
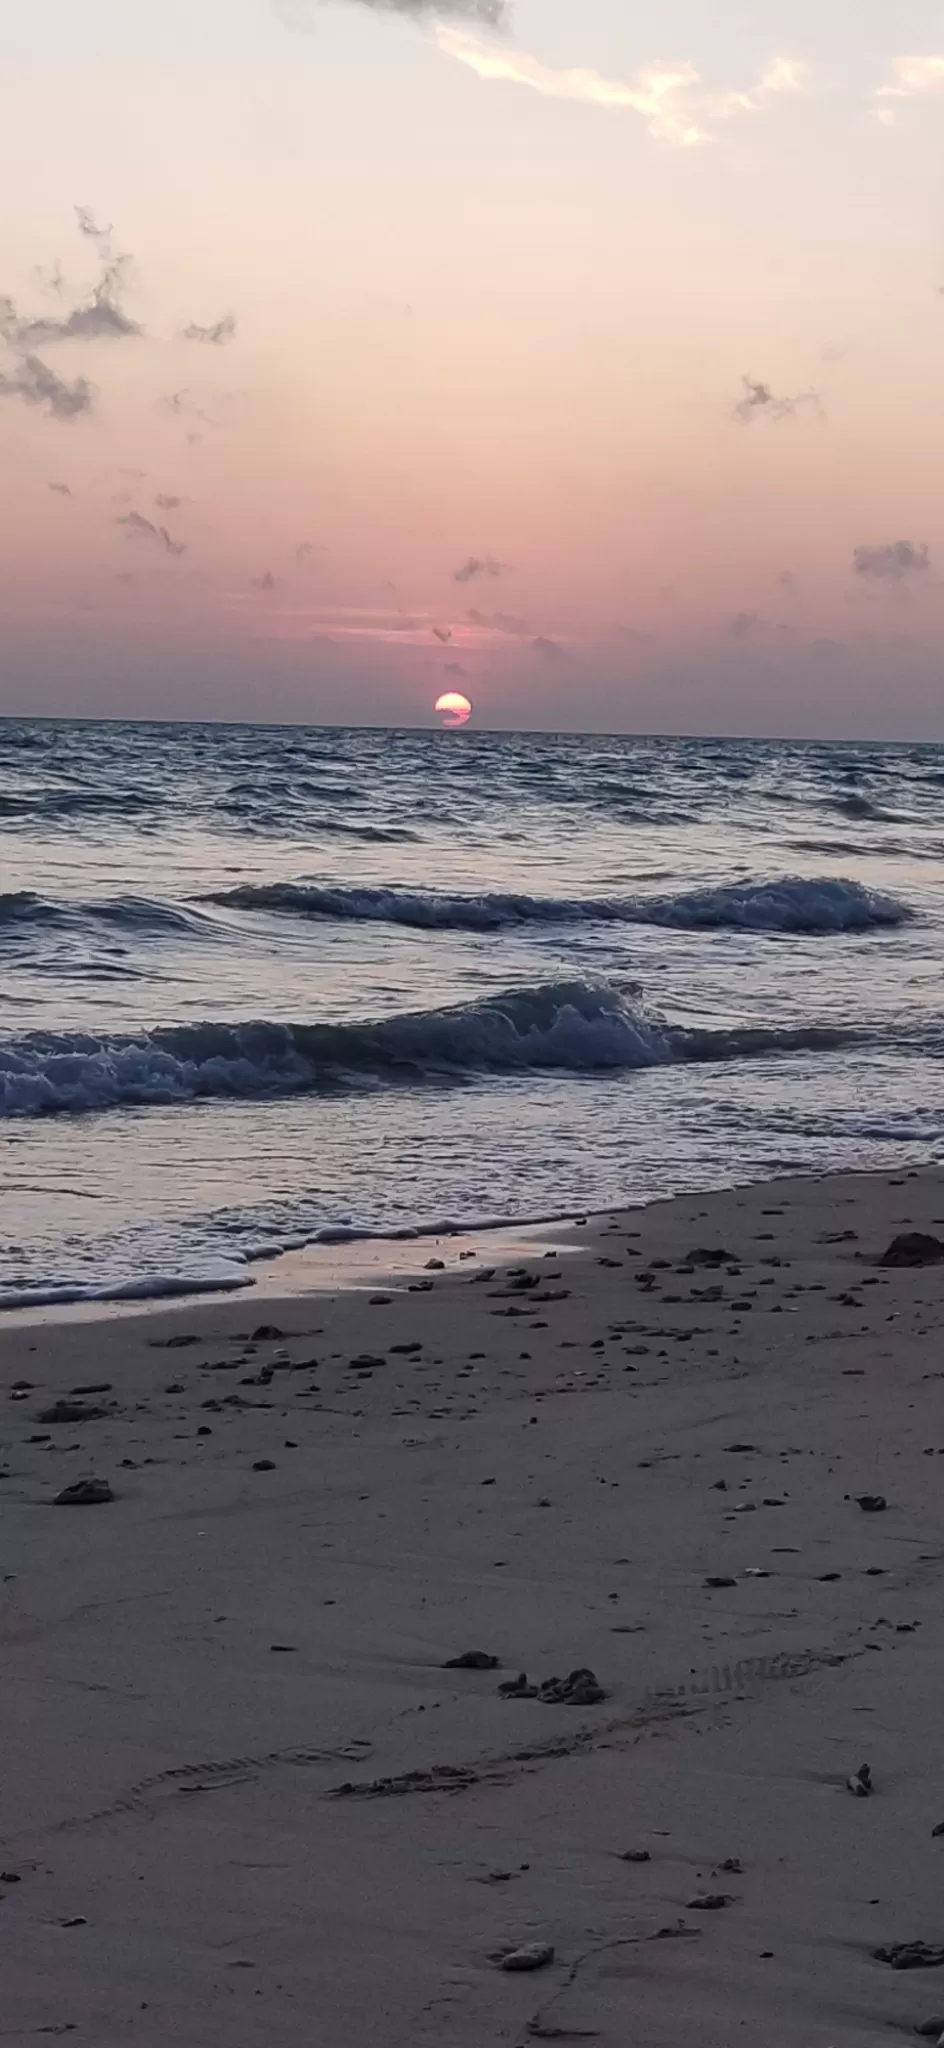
[1,719,942,1306]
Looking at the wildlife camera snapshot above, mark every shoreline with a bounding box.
[3,1154,933,1331]
[5,1161,944,2045]
[0,1212,585,1328]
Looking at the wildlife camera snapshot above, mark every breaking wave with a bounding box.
[204,875,911,936]
[0,977,870,1118]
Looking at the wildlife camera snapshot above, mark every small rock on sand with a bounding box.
[874,1942,944,1970]
[879,1234,944,1268]
[444,1651,500,1670]
[54,1479,114,1506]
[498,1941,555,1973]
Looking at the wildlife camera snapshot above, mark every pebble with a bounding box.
[498,1942,555,1973]
[54,1479,114,1507]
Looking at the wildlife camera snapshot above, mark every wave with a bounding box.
[0,890,220,943]
[827,792,898,822]
[203,875,911,937]
[0,977,871,1118]
[316,820,422,844]
[0,787,163,821]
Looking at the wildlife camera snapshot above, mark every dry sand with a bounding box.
[4,1168,944,2045]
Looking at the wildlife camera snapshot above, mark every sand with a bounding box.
[4,1167,944,2045]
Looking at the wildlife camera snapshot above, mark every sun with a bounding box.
[434,691,473,728]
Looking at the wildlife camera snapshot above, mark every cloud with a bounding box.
[436,29,805,147]
[0,208,140,348]
[853,540,930,583]
[876,56,944,119]
[533,634,563,661]
[117,510,187,556]
[433,624,453,642]
[0,353,94,419]
[296,541,313,569]
[727,610,762,637]
[733,375,822,424]
[467,605,528,634]
[253,571,277,590]
[615,624,654,645]
[454,552,504,582]
[182,313,237,346]
[275,0,509,26]
[162,388,215,429]
[155,492,182,511]
[444,661,468,678]
[48,480,72,496]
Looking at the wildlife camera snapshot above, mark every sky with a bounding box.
[1,0,944,737]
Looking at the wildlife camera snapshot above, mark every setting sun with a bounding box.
[434,691,473,728]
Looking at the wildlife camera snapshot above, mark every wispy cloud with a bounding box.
[275,0,509,26]
[48,480,73,496]
[875,55,944,123]
[253,570,277,590]
[854,540,930,583]
[467,605,528,634]
[0,208,140,349]
[0,353,93,419]
[733,375,822,424]
[154,492,182,511]
[117,510,187,556]
[436,29,805,147]
[183,313,237,346]
[454,552,504,582]
[533,634,564,661]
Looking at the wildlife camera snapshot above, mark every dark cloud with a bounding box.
[853,540,930,583]
[533,635,563,662]
[183,313,237,347]
[808,636,848,658]
[727,610,761,638]
[295,541,313,569]
[117,510,187,556]
[48,480,72,496]
[454,553,504,583]
[253,571,277,590]
[733,375,821,424]
[444,661,467,678]
[154,493,182,511]
[432,625,452,643]
[467,606,528,634]
[0,208,140,348]
[0,353,93,419]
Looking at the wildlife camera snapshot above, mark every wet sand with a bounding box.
[4,1167,944,2045]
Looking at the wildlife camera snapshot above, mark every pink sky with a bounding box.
[2,0,944,735]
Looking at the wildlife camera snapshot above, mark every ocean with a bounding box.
[1,717,942,1309]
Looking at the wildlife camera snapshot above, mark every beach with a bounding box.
[4,1165,944,2045]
